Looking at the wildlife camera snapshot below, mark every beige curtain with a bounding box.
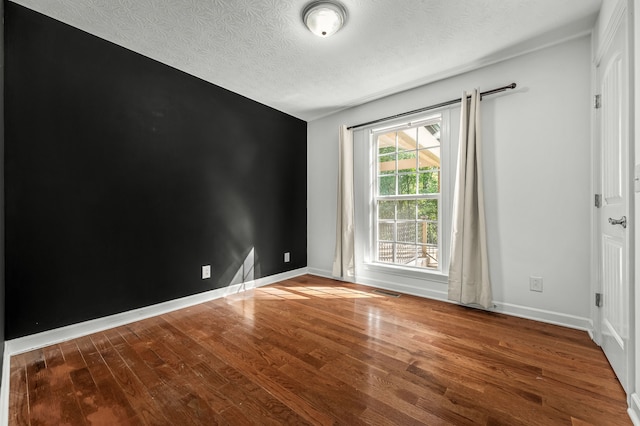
[332,125,355,279]
[448,90,492,308]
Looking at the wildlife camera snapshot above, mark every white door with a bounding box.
[597,9,632,394]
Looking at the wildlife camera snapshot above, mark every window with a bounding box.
[373,115,443,271]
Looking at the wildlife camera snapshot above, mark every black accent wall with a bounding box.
[4,3,307,339]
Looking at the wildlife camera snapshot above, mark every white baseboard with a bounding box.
[306,267,335,279]
[0,267,307,426]
[493,302,593,332]
[630,393,640,426]
[0,344,8,426]
[307,269,593,332]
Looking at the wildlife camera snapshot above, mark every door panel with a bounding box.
[602,54,623,203]
[602,235,626,348]
[598,11,630,394]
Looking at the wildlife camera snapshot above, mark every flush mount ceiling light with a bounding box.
[302,1,347,38]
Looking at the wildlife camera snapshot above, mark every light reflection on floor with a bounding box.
[226,285,386,302]
[223,283,391,348]
[280,286,385,299]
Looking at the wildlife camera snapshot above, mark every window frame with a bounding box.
[364,111,452,277]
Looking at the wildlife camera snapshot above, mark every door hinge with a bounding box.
[595,194,602,208]
[594,94,601,109]
[595,292,603,307]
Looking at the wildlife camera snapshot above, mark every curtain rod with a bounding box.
[347,82,517,130]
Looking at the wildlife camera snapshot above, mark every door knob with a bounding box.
[608,216,627,228]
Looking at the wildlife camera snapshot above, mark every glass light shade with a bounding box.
[303,1,346,37]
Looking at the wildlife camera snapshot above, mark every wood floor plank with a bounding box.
[116,325,227,424]
[74,335,141,425]
[8,275,632,425]
[8,363,29,426]
[68,367,105,423]
[58,341,88,372]
[24,348,67,425]
[197,326,339,425]
[89,333,171,425]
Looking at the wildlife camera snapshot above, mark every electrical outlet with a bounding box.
[284,252,290,263]
[202,265,211,279]
[530,276,543,292]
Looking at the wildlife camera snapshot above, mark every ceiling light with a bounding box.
[302,1,347,38]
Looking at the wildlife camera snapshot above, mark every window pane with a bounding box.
[397,222,416,243]
[396,244,417,265]
[417,199,438,220]
[418,125,441,148]
[378,242,394,263]
[398,174,417,195]
[378,153,396,175]
[419,171,439,194]
[378,222,394,241]
[418,148,440,170]
[378,201,395,220]
[417,222,428,244]
[397,200,416,220]
[427,222,438,244]
[399,128,418,151]
[379,176,396,195]
[398,151,416,173]
[378,132,396,155]
[418,245,439,268]
[418,222,438,244]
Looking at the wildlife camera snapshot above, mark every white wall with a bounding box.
[308,35,593,329]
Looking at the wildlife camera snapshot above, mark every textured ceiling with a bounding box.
[10,0,601,121]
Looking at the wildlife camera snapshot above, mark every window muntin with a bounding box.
[374,116,441,270]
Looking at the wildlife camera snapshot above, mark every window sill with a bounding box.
[362,262,448,284]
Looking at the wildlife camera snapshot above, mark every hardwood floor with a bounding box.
[8,275,631,425]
